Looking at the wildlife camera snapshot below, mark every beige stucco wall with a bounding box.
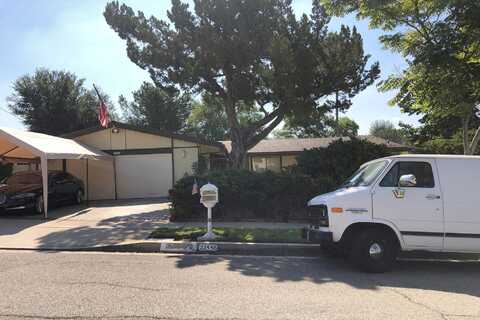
[125,130,171,149]
[74,128,172,150]
[75,130,111,150]
[70,127,224,199]
[173,139,196,148]
[173,147,198,182]
[48,159,63,171]
[66,158,115,201]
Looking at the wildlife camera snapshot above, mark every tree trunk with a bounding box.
[228,127,249,169]
[230,140,248,169]
[335,91,339,136]
[462,115,471,155]
[468,125,480,155]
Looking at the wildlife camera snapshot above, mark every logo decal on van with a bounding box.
[393,188,405,199]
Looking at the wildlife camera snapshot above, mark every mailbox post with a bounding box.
[198,183,219,241]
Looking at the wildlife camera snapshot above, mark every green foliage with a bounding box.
[322,0,480,154]
[369,120,405,144]
[169,170,334,221]
[275,114,359,138]
[7,69,113,135]
[119,82,192,133]
[296,138,390,186]
[186,93,262,141]
[104,0,379,167]
[420,137,464,155]
[150,227,306,243]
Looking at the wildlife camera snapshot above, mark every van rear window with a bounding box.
[380,162,435,188]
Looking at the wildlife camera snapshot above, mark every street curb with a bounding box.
[90,240,323,257]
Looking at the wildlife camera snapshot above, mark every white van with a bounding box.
[305,154,480,272]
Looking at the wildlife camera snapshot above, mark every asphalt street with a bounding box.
[0,250,479,320]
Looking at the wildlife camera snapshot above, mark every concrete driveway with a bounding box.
[0,199,170,250]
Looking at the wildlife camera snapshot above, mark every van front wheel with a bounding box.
[349,229,398,273]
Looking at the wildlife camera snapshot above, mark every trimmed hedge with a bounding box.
[296,138,390,186]
[170,138,390,222]
[169,170,335,221]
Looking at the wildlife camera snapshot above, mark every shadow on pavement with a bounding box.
[169,254,480,298]
[36,210,170,249]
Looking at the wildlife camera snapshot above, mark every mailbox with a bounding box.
[200,183,218,208]
[198,183,219,241]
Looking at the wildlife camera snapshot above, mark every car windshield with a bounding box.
[341,160,388,188]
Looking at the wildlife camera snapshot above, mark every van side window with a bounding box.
[380,162,435,188]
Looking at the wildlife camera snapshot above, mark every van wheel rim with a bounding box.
[369,243,383,259]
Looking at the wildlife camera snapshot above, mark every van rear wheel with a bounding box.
[349,229,398,273]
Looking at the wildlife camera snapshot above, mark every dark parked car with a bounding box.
[0,171,85,214]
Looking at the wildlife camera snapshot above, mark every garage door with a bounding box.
[115,154,172,199]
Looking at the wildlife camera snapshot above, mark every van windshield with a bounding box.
[341,160,388,188]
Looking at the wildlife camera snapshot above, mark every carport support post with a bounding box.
[41,156,48,219]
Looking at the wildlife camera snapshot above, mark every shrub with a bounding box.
[296,138,390,186]
[169,169,335,221]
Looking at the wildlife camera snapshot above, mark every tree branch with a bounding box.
[246,107,283,132]
[245,113,284,150]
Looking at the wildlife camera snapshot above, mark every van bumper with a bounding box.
[302,228,333,245]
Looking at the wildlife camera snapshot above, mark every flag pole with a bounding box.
[92,84,105,104]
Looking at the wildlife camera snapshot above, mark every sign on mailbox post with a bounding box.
[198,183,219,241]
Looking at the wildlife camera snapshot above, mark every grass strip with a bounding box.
[150,227,307,243]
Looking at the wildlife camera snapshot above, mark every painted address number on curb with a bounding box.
[160,242,219,253]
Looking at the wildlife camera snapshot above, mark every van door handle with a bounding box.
[426,194,440,200]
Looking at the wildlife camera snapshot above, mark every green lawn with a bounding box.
[150,227,307,243]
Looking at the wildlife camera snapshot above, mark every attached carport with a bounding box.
[0,127,111,218]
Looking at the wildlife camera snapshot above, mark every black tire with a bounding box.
[349,229,398,273]
[74,189,84,205]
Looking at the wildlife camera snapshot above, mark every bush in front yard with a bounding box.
[296,138,390,186]
[169,169,335,222]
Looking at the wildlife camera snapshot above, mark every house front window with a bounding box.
[251,156,281,172]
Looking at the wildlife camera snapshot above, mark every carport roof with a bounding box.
[0,127,112,161]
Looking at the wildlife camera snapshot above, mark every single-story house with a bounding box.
[6,122,409,204]
[60,121,225,200]
[220,136,410,172]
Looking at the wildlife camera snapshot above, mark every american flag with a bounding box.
[192,179,199,195]
[93,84,110,128]
[98,99,110,128]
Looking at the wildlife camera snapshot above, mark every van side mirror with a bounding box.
[399,174,417,187]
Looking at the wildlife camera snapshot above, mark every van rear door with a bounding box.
[372,159,444,250]
[436,158,480,252]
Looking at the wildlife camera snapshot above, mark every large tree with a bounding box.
[119,82,192,133]
[275,112,359,138]
[323,0,480,154]
[7,69,111,135]
[369,120,405,144]
[104,0,379,168]
[186,93,262,141]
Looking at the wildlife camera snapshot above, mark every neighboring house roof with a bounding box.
[63,121,226,151]
[221,136,410,155]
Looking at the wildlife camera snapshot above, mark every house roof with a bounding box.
[63,121,226,151]
[221,136,410,155]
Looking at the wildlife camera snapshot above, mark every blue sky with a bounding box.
[0,0,419,134]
